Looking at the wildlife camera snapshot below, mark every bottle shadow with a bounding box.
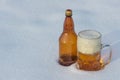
[102,30,120,62]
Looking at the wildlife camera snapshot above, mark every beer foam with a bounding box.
[77,30,101,54]
[79,30,101,39]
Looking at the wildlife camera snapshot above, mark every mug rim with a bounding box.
[78,29,102,40]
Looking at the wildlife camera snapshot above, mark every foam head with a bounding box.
[77,30,102,54]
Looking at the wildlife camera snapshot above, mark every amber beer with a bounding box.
[77,30,112,71]
[58,9,77,66]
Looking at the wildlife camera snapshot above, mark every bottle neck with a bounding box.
[63,16,75,32]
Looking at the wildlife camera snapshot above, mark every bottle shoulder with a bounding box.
[59,32,77,43]
[60,32,77,37]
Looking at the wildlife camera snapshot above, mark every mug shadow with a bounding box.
[67,30,120,72]
[102,30,120,62]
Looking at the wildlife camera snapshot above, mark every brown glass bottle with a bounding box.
[58,9,77,66]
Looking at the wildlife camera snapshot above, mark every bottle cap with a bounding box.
[65,9,72,17]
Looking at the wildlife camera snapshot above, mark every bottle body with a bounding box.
[58,9,77,66]
[59,32,77,66]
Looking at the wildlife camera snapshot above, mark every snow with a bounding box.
[0,0,120,80]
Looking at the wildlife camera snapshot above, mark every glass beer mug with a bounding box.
[76,30,112,71]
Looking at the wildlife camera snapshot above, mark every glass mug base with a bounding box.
[58,55,77,66]
[76,52,105,71]
[76,62,104,71]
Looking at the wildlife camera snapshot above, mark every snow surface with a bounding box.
[0,0,120,80]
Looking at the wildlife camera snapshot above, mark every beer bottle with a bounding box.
[58,9,77,66]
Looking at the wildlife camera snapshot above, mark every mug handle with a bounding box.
[100,44,112,67]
